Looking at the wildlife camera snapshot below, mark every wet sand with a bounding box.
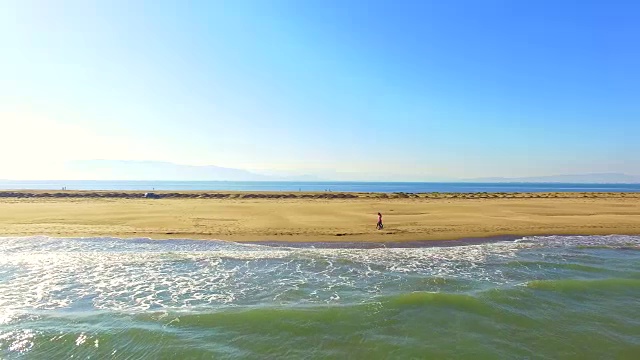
[0,191,639,242]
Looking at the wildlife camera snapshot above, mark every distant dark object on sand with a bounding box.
[143,192,160,199]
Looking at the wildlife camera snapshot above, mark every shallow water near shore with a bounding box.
[1,235,639,359]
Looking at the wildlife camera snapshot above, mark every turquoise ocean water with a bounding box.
[0,235,639,359]
[1,180,640,193]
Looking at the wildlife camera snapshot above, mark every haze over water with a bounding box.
[1,180,640,193]
[1,235,639,358]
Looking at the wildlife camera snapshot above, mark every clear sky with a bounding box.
[1,0,639,180]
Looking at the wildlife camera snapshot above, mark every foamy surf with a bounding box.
[0,235,639,358]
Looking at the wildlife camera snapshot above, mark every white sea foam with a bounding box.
[0,235,637,312]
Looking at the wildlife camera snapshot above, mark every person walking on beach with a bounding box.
[376,212,383,230]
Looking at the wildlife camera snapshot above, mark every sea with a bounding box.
[0,235,638,359]
[1,180,640,193]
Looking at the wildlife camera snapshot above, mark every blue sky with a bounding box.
[1,0,638,180]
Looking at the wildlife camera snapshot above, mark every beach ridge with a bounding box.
[1,190,638,200]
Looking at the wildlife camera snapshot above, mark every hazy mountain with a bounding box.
[466,173,640,184]
[58,162,640,183]
[65,160,321,181]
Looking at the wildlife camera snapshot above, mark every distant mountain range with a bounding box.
[65,161,639,183]
[66,160,321,181]
[466,173,640,184]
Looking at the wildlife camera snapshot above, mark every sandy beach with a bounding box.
[0,190,638,242]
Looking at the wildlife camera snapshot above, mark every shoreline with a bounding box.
[242,234,527,248]
[1,191,639,243]
[4,233,638,249]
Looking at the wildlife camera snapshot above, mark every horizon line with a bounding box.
[1,179,639,185]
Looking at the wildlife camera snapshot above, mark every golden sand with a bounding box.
[0,191,639,241]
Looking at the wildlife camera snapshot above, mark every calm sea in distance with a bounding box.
[0,235,639,358]
[1,180,640,192]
